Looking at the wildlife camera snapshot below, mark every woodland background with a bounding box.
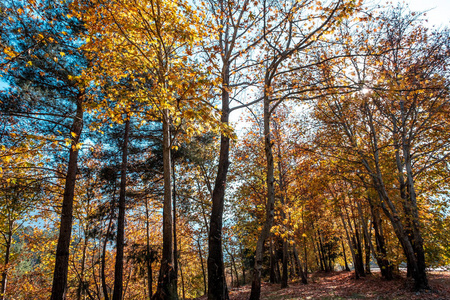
[0,0,449,299]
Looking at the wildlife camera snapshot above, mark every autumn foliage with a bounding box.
[0,0,449,299]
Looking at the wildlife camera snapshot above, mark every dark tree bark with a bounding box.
[172,153,178,289]
[145,197,153,299]
[293,243,307,284]
[340,211,360,279]
[112,118,130,300]
[269,236,279,284]
[208,62,230,300]
[153,111,177,300]
[249,77,276,300]
[368,202,392,280]
[356,201,372,275]
[341,240,350,271]
[281,241,288,288]
[102,200,115,300]
[207,0,256,297]
[76,233,88,300]
[0,226,12,300]
[51,96,84,300]
[197,239,207,295]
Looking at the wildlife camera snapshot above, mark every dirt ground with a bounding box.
[214,270,450,300]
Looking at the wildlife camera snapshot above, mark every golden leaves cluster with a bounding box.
[73,0,222,136]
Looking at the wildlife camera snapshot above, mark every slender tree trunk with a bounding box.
[51,96,84,300]
[172,155,178,289]
[102,197,115,300]
[341,240,350,271]
[240,244,246,285]
[230,266,233,288]
[293,243,307,284]
[311,230,322,271]
[249,88,276,300]
[344,201,364,277]
[269,236,278,284]
[365,101,427,289]
[275,137,288,289]
[208,61,230,300]
[317,231,329,272]
[356,201,372,275]
[0,227,12,300]
[281,240,288,288]
[153,111,177,300]
[303,236,308,276]
[369,203,392,280]
[358,176,393,280]
[225,246,239,288]
[145,197,153,299]
[76,233,88,300]
[112,118,130,300]
[399,101,428,290]
[197,239,207,295]
[340,212,359,279]
[180,261,185,300]
[348,205,365,277]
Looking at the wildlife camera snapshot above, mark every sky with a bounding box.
[399,0,449,27]
[0,0,447,92]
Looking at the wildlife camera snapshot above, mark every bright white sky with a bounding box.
[400,0,450,27]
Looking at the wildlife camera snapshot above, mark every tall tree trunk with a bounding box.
[365,101,427,289]
[197,239,207,295]
[275,136,288,289]
[369,202,392,280]
[153,111,177,300]
[230,265,233,288]
[312,230,324,271]
[340,211,360,279]
[317,231,329,272]
[240,244,246,285]
[341,240,350,271]
[344,202,364,277]
[145,197,153,299]
[0,226,12,300]
[208,61,230,300]
[356,201,372,275]
[281,240,288,288]
[172,154,178,289]
[225,246,239,288]
[358,176,393,280]
[102,197,115,300]
[249,88,276,300]
[112,118,130,300]
[51,96,84,300]
[349,206,365,277]
[269,236,278,284]
[293,243,307,284]
[399,101,428,290]
[76,233,88,300]
[179,260,186,300]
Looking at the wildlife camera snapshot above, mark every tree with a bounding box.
[310,6,450,289]
[200,0,265,297]
[77,0,220,298]
[0,1,89,298]
[249,0,360,297]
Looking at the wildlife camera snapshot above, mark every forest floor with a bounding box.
[209,270,450,300]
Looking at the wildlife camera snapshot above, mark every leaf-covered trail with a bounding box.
[201,271,450,300]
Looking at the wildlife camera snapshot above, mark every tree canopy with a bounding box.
[0,0,449,299]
